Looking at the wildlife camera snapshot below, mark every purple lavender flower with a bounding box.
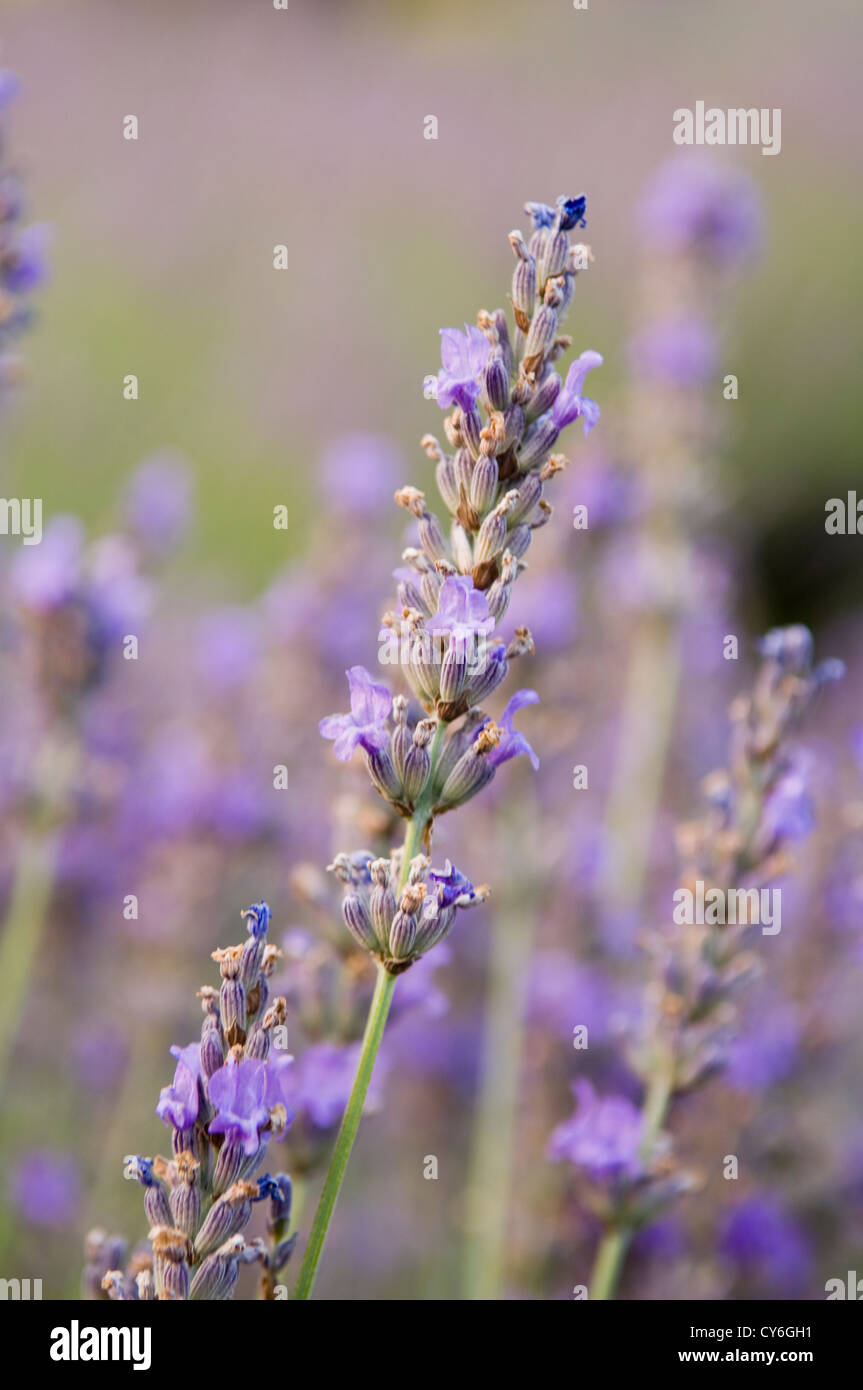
[427,860,480,908]
[548,1079,645,1180]
[524,196,586,233]
[208,1056,272,1156]
[156,1042,203,1131]
[319,665,391,762]
[320,432,402,515]
[10,1150,81,1227]
[123,452,193,554]
[10,516,83,611]
[719,1197,811,1292]
[627,316,718,386]
[284,1042,387,1131]
[486,689,540,770]
[640,156,763,264]
[761,758,816,843]
[435,324,490,412]
[195,607,261,695]
[551,350,603,435]
[430,575,495,652]
[1,221,51,293]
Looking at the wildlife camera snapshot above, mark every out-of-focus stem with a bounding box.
[588,1050,675,1301]
[461,803,536,1300]
[596,610,682,915]
[0,736,77,1099]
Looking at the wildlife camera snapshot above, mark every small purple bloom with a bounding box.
[435,324,490,413]
[719,1197,811,1291]
[427,860,479,909]
[640,157,763,264]
[10,515,83,611]
[320,432,402,515]
[156,1042,203,1131]
[628,316,718,386]
[548,1079,645,1180]
[319,665,392,762]
[2,222,51,293]
[0,70,21,110]
[124,452,193,554]
[208,1056,271,1156]
[762,762,816,844]
[242,901,271,940]
[430,575,495,652]
[551,350,603,435]
[486,689,540,770]
[10,1150,81,1227]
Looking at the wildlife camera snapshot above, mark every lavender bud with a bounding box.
[439,640,468,704]
[460,407,482,459]
[483,353,509,412]
[470,454,499,513]
[194,1181,257,1259]
[474,493,517,567]
[517,413,559,469]
[129,1156,173,1230]
[522,303,557,366]
[151,1226,193,1301]
[464,642,508,706]
[211,1138,246,1198]
[387,909,417,961]
[435,454,460,514]
[213,947,246,1045]
[169,1152,202,1239]
[537,228,568,286]
[342,891,379,953]
[418,508,449,563]
[511,255,537,328]
[525,369,561,423]
[189,1234,246,1302]
[365,746,403,803]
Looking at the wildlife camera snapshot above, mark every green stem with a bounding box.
[588,1054,675,1301]
[0,830,61,1101]
[293,963,397,1299]
[590,1227,632,1301]
[293,718,448,1299]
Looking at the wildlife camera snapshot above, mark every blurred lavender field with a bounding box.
[0,0,862,1302]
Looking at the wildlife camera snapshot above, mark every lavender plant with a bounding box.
[292,195,602,1297]
[89,902,296,1300]
[548,625,843,1299]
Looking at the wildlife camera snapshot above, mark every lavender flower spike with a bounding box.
[293,194,600,1298]
[97,900,296,1299]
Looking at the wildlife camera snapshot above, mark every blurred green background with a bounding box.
[2,0,861,617]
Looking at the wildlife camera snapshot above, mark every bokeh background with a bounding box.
[1,0,861,1300]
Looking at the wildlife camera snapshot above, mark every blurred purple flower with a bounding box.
[10,515,83,611]
[10,1150,81,1227]
[628,316,718,386]
[195,607,261,694]
[435,324,490,413]
[640,156,763,264]
[319,665,391,762]
[549,1079,645,1180]
[1,221,51,292]
[762,758,816,843]
[726,996,800,1091]
[285,1042,386,1131]
[719,1197,811,1292]
[124,452,193,554]
[320,432,402,515]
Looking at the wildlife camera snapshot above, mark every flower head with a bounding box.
[486,689,540,770]
[319,666,391,762]
[430,575,495,652]
[551,350,603,435]
[208,1056,272,1156]
[548,1079,645,1180]
[156,1042,203,1132]
[435,324,490,413]
[427,860,481,909]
